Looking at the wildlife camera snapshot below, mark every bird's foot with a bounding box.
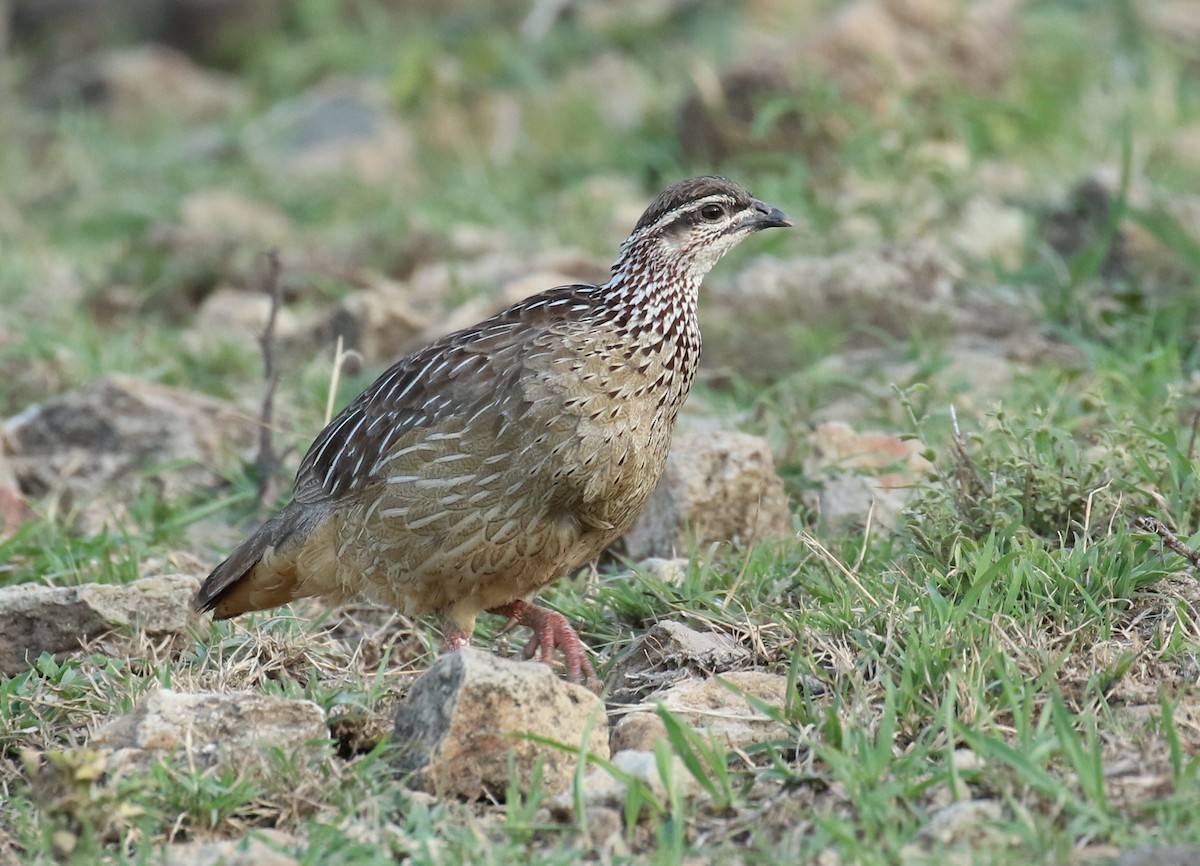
[444,632,471,652]
[489,600,598,688]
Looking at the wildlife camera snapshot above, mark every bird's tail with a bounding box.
[193,502,323,619]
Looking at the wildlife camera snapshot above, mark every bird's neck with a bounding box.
[600,242,703,334]
[597,244,704,400]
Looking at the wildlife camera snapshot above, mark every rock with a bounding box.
[32,45,248,123]
[705,242,969,376]
[618,430,791,560]
[633,557,690,587]
[915,799,1003,846]
[391,648,608,800]
[136,188,299,318]
[808,0,1019,109]
[943,196,1028,269]
[163,832,300,866]
[332,277,433,364]
[1117,844,1200,866]
[605,620,752,706]
[564,52,651,133]
[2,374,259,505]
[188,285,310,354]
[1142,1,1200,50]
[609,713,668,754]
[0,574,201,676]
[91,689,327,768]
[179,189,293,249]
[10,0,290,63]
[244,77,416,185]
[556,749,704,816]
[807,335,1073,429]
[716,242,960,344]
[678,0,1019,161]
[405,248,609,345]
[627,671,794,752]
[803,421,935,531]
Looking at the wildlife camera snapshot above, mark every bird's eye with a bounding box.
[700,204,725,221]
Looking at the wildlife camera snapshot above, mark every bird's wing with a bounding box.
[292,285,604,505]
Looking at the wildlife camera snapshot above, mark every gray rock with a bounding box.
[605,620,751,706]
[716,242,960,344]
[0,574,201,676]
[1117,844,1200,866]
[162,831,300,866]
[2,374,259,504]
[244,77,415,185]
[556,749,704,816]
[802,421,935,532]
[914,799,1003,846]
[91,689,327,768]
[392,648,608,800]
[619,430,791,561]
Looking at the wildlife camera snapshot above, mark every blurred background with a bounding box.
[1,0,1199,526]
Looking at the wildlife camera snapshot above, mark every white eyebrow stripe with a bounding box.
[639,194,733,236]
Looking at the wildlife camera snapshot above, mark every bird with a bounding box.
[194,176,790,684]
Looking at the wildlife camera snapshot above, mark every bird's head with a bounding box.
[613,176,791,285]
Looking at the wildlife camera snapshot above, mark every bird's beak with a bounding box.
[746,198,792,230]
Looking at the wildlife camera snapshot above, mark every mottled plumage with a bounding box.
[194,176,790,681]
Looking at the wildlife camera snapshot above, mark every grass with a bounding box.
[2,0,1200,863]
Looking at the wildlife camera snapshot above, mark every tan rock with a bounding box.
[163,832,300,866]
[635,671,795,752]
[178,189,293,249]
[91,689,327,768]
[0,574,202,676]
[392,649,608,800]
[334,278,432,363]
[610,713,668,755]
[619,431,791,560]
[810,0,1019,108]
[190,286,307,350]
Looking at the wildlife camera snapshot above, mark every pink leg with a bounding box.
[488,600,597,684]
[444,632,470,652]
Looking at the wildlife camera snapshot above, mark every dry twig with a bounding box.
[1131,516,1200,571]
[254,250,284,508]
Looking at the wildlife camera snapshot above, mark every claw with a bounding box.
[488,600,598,685]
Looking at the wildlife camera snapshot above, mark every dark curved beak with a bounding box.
[746,198,792,230]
